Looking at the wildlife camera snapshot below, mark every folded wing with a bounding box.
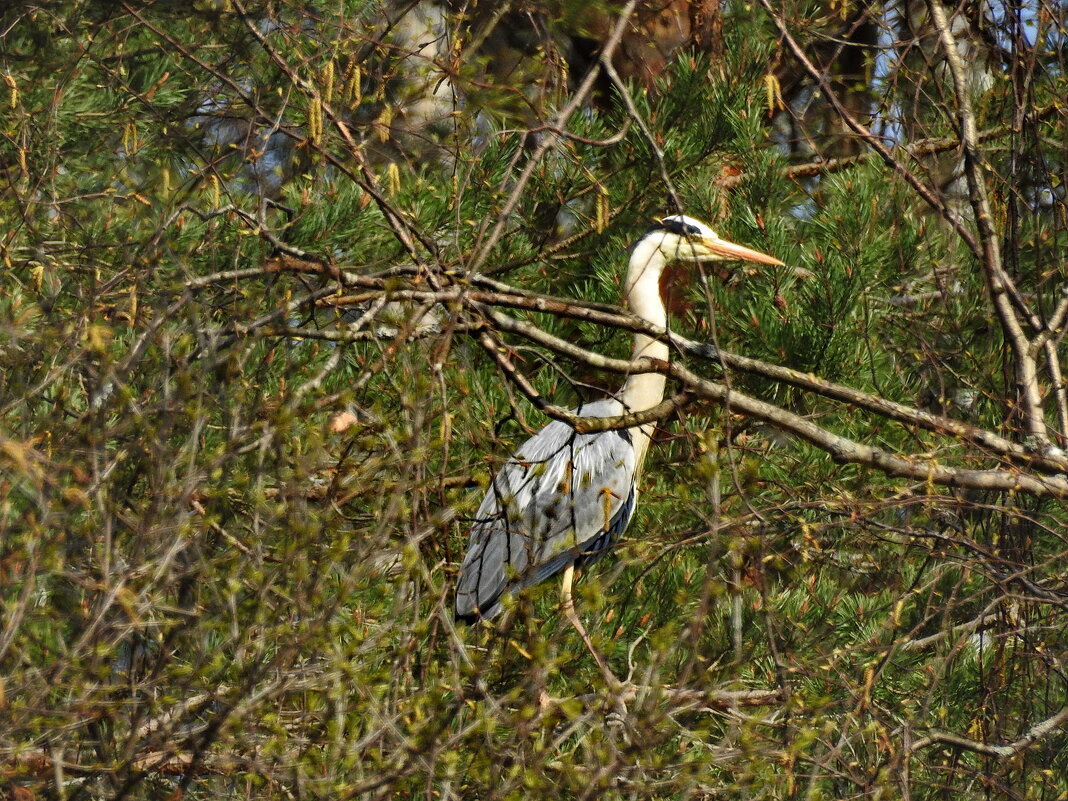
[455,398,638,620]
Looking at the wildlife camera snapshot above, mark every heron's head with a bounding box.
[642,214,783,267]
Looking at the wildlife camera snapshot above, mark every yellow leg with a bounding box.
[560,562,621,689]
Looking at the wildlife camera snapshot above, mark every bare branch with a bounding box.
[755,0,981,257]
[478,306,1068,497]
[910,705,1068,757]
[926,0,1048,444]
[473,299,1068,473]
[898,609,1002,653]
[600,56,682,212]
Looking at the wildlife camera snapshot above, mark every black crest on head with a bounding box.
[647,217,702,238]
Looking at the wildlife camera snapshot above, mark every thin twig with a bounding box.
[464,0,642,275]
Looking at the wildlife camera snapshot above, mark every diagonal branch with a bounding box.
[476,326,693,430]
[472,305,1068,498]
[465,294,1068,474]
[211,255,1068,474]
[755,0,980,258]
[464,0,642,275]
[600,56,682,213]
[910,705,1068,757]
[717,103,1062,189]
[760,0,1051,447]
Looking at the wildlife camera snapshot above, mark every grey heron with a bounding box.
[456,215,783,630]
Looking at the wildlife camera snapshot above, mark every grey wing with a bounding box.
[455,399,638,620]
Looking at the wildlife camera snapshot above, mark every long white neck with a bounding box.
[619,237,669,472]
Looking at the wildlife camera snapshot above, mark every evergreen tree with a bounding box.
[1,1,1066,798]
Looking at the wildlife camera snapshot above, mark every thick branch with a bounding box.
[910,705,1068,757]
[208,258,1068,475]
[926,0,1047,444]
[476,327,693,431]
[470,299,1068,474]
[477,307,1068,498]
[898,609,1002,653]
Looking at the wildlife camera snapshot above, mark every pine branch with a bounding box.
[717,105,1061,189]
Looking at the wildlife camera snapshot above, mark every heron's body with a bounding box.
[456,398,638,620]
[456,215,781,621]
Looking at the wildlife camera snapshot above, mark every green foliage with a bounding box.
[2,0,1068,799]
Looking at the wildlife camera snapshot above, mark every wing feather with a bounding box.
[456,399,638,620]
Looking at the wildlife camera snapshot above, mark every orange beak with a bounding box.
[699,235,784,266]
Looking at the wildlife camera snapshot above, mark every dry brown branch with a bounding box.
[898,610,1002,653]
[477,324,694,431]
[283,272,1068,474]
[549,685,784,712]
[185,255,1068,488]
[204,254,1068,475]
